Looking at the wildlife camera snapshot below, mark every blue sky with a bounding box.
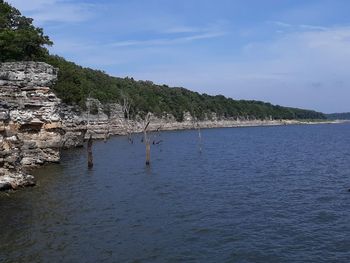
[7,0,350,113]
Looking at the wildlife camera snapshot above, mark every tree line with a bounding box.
[326,113,350,120]
[0,0,326,121]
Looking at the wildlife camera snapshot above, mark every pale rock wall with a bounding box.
[83,98,127,139]
[59,104,87,148]
[0,62,63,189]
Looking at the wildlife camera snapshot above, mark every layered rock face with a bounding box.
[59,104,87,148]
[0,62,63,189]
[83,98,127,139]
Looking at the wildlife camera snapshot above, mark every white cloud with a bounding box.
[163,26,203,34]
[6,0,93,24]
[299,24,328,31]
[109,31,227,48]
[268,21,293,28]
[119,21,230,48]
[6,0,57,11]
[269,21,329,32]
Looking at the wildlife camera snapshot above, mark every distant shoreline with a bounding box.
[126,119,348,135]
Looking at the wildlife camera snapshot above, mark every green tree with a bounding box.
[0,0,52,62]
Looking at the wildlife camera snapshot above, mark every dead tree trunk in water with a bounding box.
[120,93,133,143]
[191,103,202,153]
[197,123,202,153]
[104,122,109,143]
[145,141,151,166]
[192,115,202,153]
[87,134,93,168]
[143,113,151,166]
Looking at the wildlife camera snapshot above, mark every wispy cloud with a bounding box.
[109,31,227,48]
[299,24,328,31]
[7,0,94,24]
[6,0,57,11]
[162,26,203,34]
[269,20,329,32]
[269,21,293,28]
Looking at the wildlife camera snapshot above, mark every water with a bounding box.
[1,124,350,262]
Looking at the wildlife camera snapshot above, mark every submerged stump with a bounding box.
[146,142,151,166]
[87,135,93,169]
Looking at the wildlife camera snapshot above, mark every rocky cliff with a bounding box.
[0,62,63,190]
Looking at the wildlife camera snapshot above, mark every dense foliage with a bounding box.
[0,0,52,62]
[1,1,326,121]
[326,113,350,120]
[44,55,325,121]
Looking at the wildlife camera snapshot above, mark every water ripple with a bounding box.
[1,124,350,262]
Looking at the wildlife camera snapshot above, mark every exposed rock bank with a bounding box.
[0,62,62,190]
[0,62,336,191]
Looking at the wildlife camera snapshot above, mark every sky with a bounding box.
[6,0,350,113]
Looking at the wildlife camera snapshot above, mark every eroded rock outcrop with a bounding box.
[59,104,87,148]
[0,62,63,190]
[83,98,127,139]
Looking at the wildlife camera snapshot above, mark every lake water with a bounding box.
[1,124,350,262]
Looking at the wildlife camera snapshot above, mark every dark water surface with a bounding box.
[1,124,350,263]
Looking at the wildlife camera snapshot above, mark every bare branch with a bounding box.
[144,121,150,132]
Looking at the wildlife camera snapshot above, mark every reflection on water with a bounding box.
[1,124,350,262]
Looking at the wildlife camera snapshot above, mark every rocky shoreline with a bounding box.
[0,62,341,191]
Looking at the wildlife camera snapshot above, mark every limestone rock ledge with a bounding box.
[0,62,64,190]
